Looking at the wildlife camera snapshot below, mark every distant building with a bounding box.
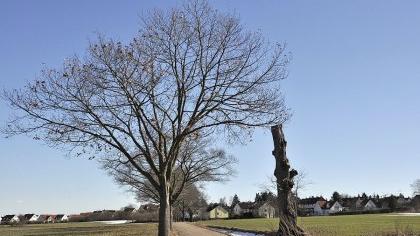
[362,199,378,210]
[340,197,364,211]
[327,201,344,214]
[254,202,276,218]
[207,206,229,219]
[232,202,254,217]
[38,215,54,224]
[24,214,40,223]
[1,215,20,224]
[299,197,328,216]
[55,214,68,222]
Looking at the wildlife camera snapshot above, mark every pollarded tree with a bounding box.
[2,1,289,235]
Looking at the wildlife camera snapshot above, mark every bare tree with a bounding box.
[411,179,420,196]
[2,1,289,235]
[261,170,311,199]
[271,125,306,236]
[173,184,207,222]
[105,136,236,228]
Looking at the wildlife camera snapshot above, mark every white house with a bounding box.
[363,200,378,210]
[1,215,20,224]
[232,202,254,216]
[38,215,54,223]
[55,214,68,222]
[299,197,328,216]
[24,214,40,223]
[328,201,344,214]
[255,202,276,218]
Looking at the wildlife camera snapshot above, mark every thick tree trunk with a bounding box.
[158,186,171,236]
[169,204,173,230]
[271,125,307,236]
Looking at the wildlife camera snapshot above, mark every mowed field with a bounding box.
[197,214,420,236]
[0,222,157,236]
[0,214,419,236]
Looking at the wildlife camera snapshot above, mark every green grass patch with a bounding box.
[0,222,157,236]
[196,214,420,236]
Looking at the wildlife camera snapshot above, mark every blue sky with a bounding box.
[1,0,420,215]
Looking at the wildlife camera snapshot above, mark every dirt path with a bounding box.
[173,222,226,236]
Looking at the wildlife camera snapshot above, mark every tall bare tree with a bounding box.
[2,1,289,235]
[105,136,236,228]
[173,184,207,222]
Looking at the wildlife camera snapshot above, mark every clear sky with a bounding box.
[1,0,420,215]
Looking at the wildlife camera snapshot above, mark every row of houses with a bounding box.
[299,195,420,216]
[205,201,278,219]
[0,214,68,225]
[0,207,138,225]
[207,194,420,219]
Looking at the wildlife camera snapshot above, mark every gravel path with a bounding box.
[173,222,226,236]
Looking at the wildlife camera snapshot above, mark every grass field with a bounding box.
[0,222,157,236]
[197,214,420,236]
[1,214,419,236]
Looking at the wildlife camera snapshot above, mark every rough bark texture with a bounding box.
[158,186,171,236]
[271,125,307,236]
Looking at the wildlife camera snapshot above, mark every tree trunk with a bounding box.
[169,204,173,230]
[158,186,171,236]
[182,200,185,221]
[271,125,307,236]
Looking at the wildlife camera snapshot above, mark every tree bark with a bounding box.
[158,186,171,236]
[169,204,173,231]
[271,125,307,236]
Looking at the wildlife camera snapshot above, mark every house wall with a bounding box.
[29,215,40,222]
[209,207,229,219]
[233,204,242,216]
[364,200,377,210]
[329,202,343,213]
[258,203,275,218]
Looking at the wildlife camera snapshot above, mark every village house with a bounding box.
[207,205,229,219]
[54,214,68,223]
[254,202,276,218]
[361,199,378,210]
[298,197,328,216]
[340,197,364,211]
[1,215,20,224]
[232,202,254,217]
[24,214,40,223]
[327,201,344,214]
[397,196,412,207]
[38,215,54,224]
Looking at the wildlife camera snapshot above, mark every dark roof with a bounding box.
[207,205,228,212]
[361,198,378,208]
[237,202,255,209]
[1,215,16,222]
[24,214,35,220]
[55,215,66,220]
[140,203,159,211]
[299,197,326,205]
[339,197,361,208]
